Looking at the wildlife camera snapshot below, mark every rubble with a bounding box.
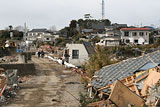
[86,51,160,106]
[0,67,19,106]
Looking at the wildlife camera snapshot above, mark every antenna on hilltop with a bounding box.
[102,0,105,20]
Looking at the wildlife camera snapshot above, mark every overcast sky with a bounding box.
[0,0,160,30]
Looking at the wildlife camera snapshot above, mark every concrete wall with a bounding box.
[0,63,36,76]
[66,44,89,66]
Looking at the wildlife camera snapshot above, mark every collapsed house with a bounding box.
[87,51,160,106]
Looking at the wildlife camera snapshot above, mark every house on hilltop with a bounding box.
[26,28,59,44]
[121,28,151,45]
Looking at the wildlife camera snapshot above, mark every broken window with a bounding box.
[124,32,129,36]
[72,50,79,59]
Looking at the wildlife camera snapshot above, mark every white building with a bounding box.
[96,36,120,46]
[121,28,151,45]
[26,28,59,43]
[64,41,95,66]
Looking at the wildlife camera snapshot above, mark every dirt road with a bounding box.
[4,56,85,107]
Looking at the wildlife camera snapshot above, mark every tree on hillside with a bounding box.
[0,30,10,39]
[69,20,77,29]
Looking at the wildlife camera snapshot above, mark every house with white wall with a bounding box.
[26,28,59,43]
[64,41,95,66]
[96,36,120,46]
[120,28,151,45]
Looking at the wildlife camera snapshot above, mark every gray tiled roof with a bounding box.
[83,41,95,56]
[91,51,160,91]
[29,29,47,33]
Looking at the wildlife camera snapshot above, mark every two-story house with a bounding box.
[121,28,151,45]
[26,29,59,43]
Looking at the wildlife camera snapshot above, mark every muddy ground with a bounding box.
[4,56,85,107]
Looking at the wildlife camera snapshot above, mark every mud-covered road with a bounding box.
[4,56,85,107]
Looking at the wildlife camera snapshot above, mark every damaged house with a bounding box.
[88,51,160,106]
[64,41,95,66]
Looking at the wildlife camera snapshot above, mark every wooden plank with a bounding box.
[134,84,140,96]
[135,73,149,83]
[109,80,144,107]
[98,84,112,91]
[98,75,136,92]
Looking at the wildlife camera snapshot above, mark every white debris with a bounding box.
[47,55,76,68]
[64,62,76,68]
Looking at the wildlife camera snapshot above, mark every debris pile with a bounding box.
[86,51,160,106]
[40,45,64,58]
[0,67,19,105]
[0,56,18,63]
[0,85,18,105]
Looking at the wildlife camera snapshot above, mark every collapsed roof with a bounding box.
[91,51,160,91]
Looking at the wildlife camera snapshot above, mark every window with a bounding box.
[72,50,79,59]
[126,39,130,43]
[139,32,144,36]
[132,32,137,36]
[134,40,138,43]
[46,38,50,40]
[124,32,129,36]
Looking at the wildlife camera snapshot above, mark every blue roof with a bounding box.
[139,62,160,71]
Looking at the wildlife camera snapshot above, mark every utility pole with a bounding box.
[102,0,105,20]
[23,22,27,41]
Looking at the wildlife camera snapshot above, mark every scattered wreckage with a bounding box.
[86,51,160,107]
[45,48,160,106]
[0,67,19,105]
